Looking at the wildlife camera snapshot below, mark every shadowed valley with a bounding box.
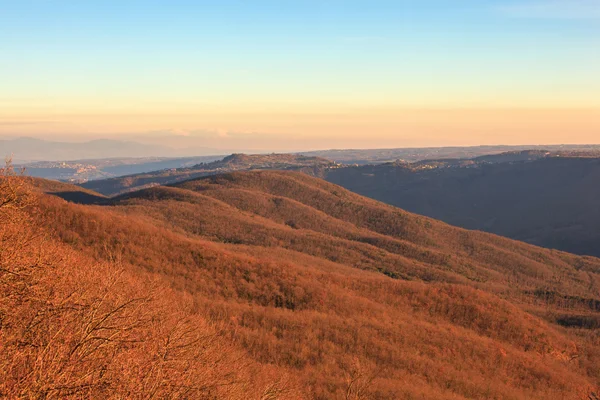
[323,153,600,257]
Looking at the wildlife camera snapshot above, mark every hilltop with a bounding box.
[12,169,600,399]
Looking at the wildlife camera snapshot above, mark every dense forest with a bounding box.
[3,165,600,398]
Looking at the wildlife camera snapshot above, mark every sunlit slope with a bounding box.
[2,172,295,399]
[35,171,600,399]
[165,171,600,299]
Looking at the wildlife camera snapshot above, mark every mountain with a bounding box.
[323,154,600,257]
[79,153,335,196]
[8,168,600,399]
[0,137,222,161]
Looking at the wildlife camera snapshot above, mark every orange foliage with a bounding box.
[0,162,299,399]
[9,169,600,399]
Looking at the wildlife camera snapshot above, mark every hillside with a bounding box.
[80,153,334,196]
[1,166,299,399]
[323,155,600,258]
[13,169,600,399]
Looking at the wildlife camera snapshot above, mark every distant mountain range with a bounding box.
[6,137,600,165]
[0,137,225,162]
[303,144,600,164]
[12,140,599,185]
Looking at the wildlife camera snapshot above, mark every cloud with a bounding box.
[498,0,600,19]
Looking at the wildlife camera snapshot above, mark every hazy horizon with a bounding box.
[3,133,600,156]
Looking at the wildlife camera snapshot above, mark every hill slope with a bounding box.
[1,167,297,399]
[324,156,600,257]
[26,170,600,399]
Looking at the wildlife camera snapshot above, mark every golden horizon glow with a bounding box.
[2,107,599,150]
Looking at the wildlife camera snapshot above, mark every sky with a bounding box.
[1,0,599,150]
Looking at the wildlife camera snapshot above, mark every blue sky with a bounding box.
[1,1,599,148]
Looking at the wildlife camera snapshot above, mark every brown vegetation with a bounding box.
[0,162,298,399]
[5,167,600,398]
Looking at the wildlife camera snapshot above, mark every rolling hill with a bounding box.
[323,155,600,258]
[7,167,599,399]
[1,167,294,399]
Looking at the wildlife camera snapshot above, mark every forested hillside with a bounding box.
[3,167,600,398]
[324,156,600,257]
[0,166,600,399]
[0,165,298,399]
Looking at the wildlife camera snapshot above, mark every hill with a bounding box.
[10,169,600,398]
[30,176,107,202]
[79,153,335,196]
[1,166,299,399]
[323,155,600,257]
